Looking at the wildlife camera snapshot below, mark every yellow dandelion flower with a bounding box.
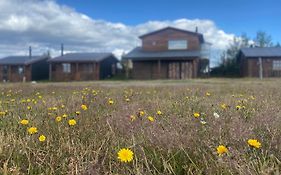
[193,112,200,118]
[139,110,145,116]
[221,103,227,109]
[117,148,134,163]
[247,139,261,149]
[0,111,7,116]
[130,115,136,121]
[55,116,62,122]
[75,111,81,115]
[216,145,228,156]
[38,95,42,99]
[125,98,130,102]
[156,110,162,115]
[27,99,31,102]
[108,99,114,105]
[61,104,65,108]
[147,116,154,122]
[236,105,242,110]
[20,119,29,125]
[68,119,77,126]
[81,104,88,110]
[206,92,211,96]
[39,135,46,142]
[62,114,68,118]
[28,127,38,135]
[27,106,32,110]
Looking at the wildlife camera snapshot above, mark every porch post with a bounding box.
[193,59,198,78]
[157,59,161,79]
[258,57,263,80]
[75,63,79,81]
[49,64,52,81]
[8,65,11,82]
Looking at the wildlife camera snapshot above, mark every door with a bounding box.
[168,62,192,79]
[168,62,180,79]
[181,62,193,79]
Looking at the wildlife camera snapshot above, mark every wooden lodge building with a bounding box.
[122,26,210,79]
[239,47,281,77]
[48,52,118,81]
[0,48,49,82]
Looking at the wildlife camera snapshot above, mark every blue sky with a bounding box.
[57,0,281,43]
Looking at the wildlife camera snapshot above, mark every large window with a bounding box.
[168,40,188,50]
[273,60,281,70]
[62,63,71,73]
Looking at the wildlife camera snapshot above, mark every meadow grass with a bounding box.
[0,79,281,174]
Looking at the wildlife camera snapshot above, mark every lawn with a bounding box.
[0,79,281,174]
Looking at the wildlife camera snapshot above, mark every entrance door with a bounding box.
[181,62,193,79]
[168,62,193,79]
[168,62,180,79]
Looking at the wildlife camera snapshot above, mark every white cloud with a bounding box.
[0,0,236,65]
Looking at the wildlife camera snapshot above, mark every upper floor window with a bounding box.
[273,60,281,70]
[168,40,188,50]
[62,63,71,73]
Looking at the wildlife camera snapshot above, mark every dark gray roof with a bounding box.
[139,26,205,43]
[48,52,114,63]
[241,47,281,58]
[0,55,49,65]
[123,47,201,61]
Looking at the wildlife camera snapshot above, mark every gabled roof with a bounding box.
[123,47,201,61]
[48,52,115,63]
[0,55,49,65]
[139,26,205,43]
[241,47,281,58]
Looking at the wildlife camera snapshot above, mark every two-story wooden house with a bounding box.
[122,26,209,79]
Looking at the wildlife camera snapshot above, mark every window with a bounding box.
[168,40,188,50]
[273,60,281,70]
[62,63,71,73]
[82,64,93,73]
[3,65,8,74]
[18,66,24,75]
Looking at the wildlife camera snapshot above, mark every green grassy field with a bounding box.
[0,79,281,174]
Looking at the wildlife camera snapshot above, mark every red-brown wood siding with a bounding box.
[141,28,201,52]
[50,62,100,81]
[241,57,281,77]
[132,59,199,79]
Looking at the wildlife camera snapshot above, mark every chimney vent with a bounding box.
[61,43,64,56]
[29,46,32,59]
[195,26,198,33]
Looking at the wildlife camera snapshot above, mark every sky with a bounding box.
[0,0,280,65]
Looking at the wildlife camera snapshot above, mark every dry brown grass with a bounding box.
[0,79,281,174]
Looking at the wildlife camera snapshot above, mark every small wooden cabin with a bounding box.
[48,53,119,81]
[239,47,281,77]
[0,55,49,82]
[122,26,209,79]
